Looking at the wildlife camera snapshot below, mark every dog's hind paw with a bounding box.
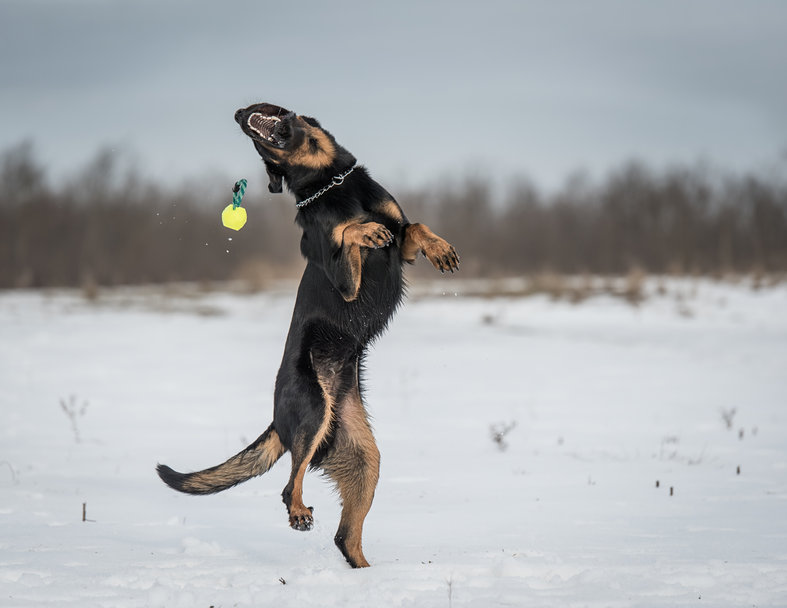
[289,506,314,531]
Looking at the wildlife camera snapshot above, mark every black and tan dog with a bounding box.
[157,102,458,568]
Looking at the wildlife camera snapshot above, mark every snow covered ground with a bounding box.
[1,279,786,607]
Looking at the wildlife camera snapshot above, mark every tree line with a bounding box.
[1,141,785,290]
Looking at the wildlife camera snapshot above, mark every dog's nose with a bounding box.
[234,109,244,124]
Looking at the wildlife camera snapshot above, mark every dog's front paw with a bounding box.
[289,505,314,531]
[345,222,393,249]
[423,238,460,273]
[364,224,393,249]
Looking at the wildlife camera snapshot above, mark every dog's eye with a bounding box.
[308,137,320,152]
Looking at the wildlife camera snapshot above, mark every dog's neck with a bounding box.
[295,164,357,209]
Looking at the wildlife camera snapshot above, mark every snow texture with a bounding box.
[1,279,786,607]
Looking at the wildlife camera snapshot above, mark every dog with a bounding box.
[157,102,459,568]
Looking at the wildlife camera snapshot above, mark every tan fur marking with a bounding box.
[339,390,378,454]
[379,199,404,223]
[287,461,312,524]
[289,123,336,169]
[179,427,285,493]
[332,220,393,302]
[286,435,313,526]
[312,363,341,453]
[331,219,363,302]
[267,146,285,159]
[322,363,379,568]
[332,219,360,248]
[400,227,421,263]
[343,249,364,302]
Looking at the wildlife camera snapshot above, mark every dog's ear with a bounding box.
[301,115,322,128]
[265,162,283,193]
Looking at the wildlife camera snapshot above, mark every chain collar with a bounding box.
[295,164,357,209]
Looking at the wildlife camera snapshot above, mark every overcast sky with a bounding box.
[1,0,785,192]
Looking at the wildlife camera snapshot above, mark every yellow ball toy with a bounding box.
[221,204,247,231]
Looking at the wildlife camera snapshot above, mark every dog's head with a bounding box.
[235,102,355,194]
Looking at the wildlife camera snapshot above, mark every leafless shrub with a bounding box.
[60,395,89,443]
[570,273,596,304]
[529,272,566,300]
[1,461,18,484]
[623,267,647,305]
[81,273,100,302]
[721,407,737,430]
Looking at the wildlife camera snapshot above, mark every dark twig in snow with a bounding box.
[490,421,517,452]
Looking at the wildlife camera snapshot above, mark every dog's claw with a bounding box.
[290,516,313,531]
[362,226,393,249]
[422,238,459,274]
[289,506,314,531]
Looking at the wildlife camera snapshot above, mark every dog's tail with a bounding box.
[156,423,286,495]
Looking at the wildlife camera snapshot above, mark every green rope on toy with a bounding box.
[232,178,247,209]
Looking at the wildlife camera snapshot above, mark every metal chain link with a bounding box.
[295,165,357,209]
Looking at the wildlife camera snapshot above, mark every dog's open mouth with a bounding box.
[236,102,293,147]
[248,114,282,143]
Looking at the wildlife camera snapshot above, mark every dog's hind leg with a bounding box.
[282,438,319,531]
[322,364,380,568]
[280,351,343,531]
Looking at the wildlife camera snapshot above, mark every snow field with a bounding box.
[1,279,786,606]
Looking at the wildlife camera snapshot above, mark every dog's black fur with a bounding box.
[157,102,458,568]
